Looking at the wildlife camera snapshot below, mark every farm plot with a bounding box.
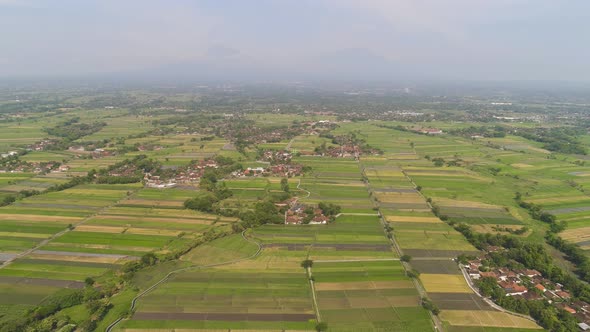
[439,310,541,330]
[297,159,375,213]
[362,164,478,257]
[252,215,395,260]
[363,167,413,189]
[0,122,47,151]
[41,185,232,257]
[0,184,146,320]
[0,280,60,325]
[0,185,135,255]
[117,188,198,209]
[124,236,316,331]
[288,134,335,153]
[0,172,71,193]
[410,258,493,312]
[78,115,155,141]
[436,201,522,226]
[64,156,126,172]
[420,274,472,293]
[136,137,227,166]
[313,260,433,332]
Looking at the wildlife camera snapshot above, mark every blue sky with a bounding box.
[1,0,589,81]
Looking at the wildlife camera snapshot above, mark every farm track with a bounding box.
[105,229,263,332]
[361,165,444,332]
[459,265,537,322]
[0,189,141,269]
[297,179,310,198]
[307,266,322,323]
[313,258,399,263]
[286,137,297,151]
[334,212,379,218]
[399,168,538,328]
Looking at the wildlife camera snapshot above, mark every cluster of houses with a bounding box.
[262,150,292,164]
[416,128,444,135]
[464,250,590,329]
[137,145,163,152]
[0,160,62,174]
[278,199,330,225]
[108,164,139,177]
[27,139,59,151]
[0,151,18,159]
[314,144,382,159]
[68,146,114,158]
[323,145,362,158]
[144,159,219,188]
[231,164,304,178]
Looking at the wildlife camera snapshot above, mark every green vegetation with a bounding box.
[2,84,590,331]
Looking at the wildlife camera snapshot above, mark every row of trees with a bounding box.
[511,127,587,155]
[43,117,107,147]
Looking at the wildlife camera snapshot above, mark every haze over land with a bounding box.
[4,2,590,332]
[1,0,589,81]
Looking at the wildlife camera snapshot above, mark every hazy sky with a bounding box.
[1,0,589,81]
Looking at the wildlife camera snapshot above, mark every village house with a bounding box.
[419,128,443,135]
[479,271,498,279]
[284,204,331,225]
[516,269,542,278]
[557,290,572,300]
[535,283,546,293]
[68,146,86,152]
[498,281,527,296]
[0,151,18,158]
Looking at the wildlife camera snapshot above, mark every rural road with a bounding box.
[360,165,444,332]
[297,179,311,198]
[334,212,379,218]
[105,230,263,332]
[400,167,537,326]
[380,214,445,332]
[459,265,537,322]
[286,137,297,151]
[307,266,322,322]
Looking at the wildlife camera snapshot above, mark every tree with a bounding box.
[280,178,290,192]
[315,322,328,332]
[400,254,412,262]
[184,193,219,213]
[301,259,313,269]
[406,269,420,278]
[84,277,95,287]
[318,202,341,216]
[140,252,158,266]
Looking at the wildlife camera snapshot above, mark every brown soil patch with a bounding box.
[0,276,84,289]
[0,214,81,222]
[315,280,413,291]
[76,225,125,233]
[132,312,315,322]
[386,216,441,223]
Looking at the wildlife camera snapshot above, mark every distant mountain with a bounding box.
[304,48,401,79]
[115,48,410,82]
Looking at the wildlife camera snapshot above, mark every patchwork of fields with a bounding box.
[357,124,544,332]
[2,114,585,331]
[116,157,435,331]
